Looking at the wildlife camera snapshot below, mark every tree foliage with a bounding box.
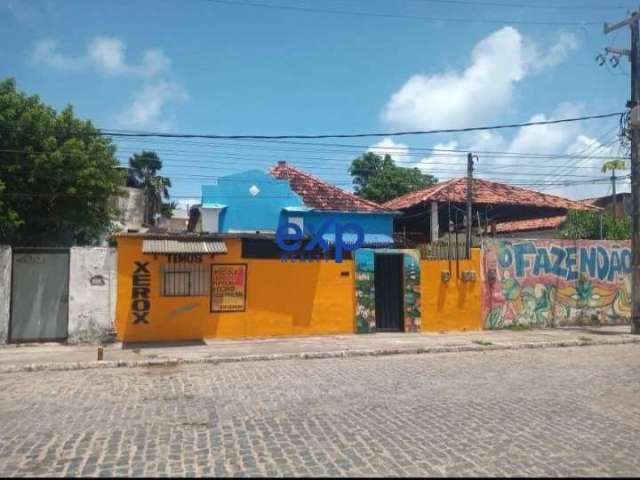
[601,159,626,173]
[0,78,124,245]
[349,152,437,204]
[559,209,631,241]
[127,150,174,224]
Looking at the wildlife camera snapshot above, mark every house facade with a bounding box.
[194,161,397,247]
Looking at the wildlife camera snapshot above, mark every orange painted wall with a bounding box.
[115,236,355,342]
[420,248,483,332]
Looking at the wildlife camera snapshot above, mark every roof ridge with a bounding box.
[382,177,457,207]
[270,162,388,210]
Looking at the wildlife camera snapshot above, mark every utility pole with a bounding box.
[604,11,640,333]
[611,169,618,218]
[466,153,472,257]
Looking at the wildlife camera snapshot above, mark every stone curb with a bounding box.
[1,336,639,374]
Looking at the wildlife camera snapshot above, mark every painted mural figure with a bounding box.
[483,239,631,329]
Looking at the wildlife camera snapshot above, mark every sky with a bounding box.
[0,0,634,207]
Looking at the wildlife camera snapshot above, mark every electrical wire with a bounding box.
[201,0,603,26]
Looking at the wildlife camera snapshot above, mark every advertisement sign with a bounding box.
[211,264,247,312]
[275,216,364,263]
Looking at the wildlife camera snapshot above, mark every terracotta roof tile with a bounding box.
[383,177,600,211]
[269,162,389,212]
[495,215,567,233]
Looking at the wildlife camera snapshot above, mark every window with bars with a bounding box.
[161,263,210,296]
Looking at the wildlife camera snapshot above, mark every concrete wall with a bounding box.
[0,246,11,344]
[421,248,483,332]
[68,247,117,343]
[115,187,144,230]
[482,239,631,328]
[115,236,355,343]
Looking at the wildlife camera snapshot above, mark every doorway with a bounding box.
[9,249,70,342]
[374,253,404,332]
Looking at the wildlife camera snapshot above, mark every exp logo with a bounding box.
[275,217,364,263]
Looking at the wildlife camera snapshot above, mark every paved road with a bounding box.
[1,344,639,477]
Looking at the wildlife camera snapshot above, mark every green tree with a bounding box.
[0,78,124,245]
[127,151,174,225]
[560,209,631,240]
[601,159,626,174]
[349,152,437,204]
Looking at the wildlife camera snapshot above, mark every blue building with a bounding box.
[197,161,397,246]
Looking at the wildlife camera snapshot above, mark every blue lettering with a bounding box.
[608,250,623,281]
[622,249,632,273]
[513,242,536,277]
[550,246,567,278]
[334,223,365,263]
[566,247,578,281]
[497,243,513,269]
[533,248,552,276]
[305,218,333,252]
[596,246,610,280]
[275,223,303,252]
[579,247,597,278]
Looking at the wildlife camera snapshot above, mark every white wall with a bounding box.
[68,247,117,343]
[0,246,10,344]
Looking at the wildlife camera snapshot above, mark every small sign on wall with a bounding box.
[211,264,247,312]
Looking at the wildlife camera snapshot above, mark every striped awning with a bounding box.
[142,239,227,254]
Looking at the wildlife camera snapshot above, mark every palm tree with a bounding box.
[601,159,627,218]
[128,151,172,225]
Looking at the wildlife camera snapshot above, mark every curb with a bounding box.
[1,337,639,374]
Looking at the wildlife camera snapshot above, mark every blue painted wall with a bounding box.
[201,170,305,232]
[201,170,396,237]
[281,211,395,242]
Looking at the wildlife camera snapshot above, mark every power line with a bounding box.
[394,0,627,10]
[14,111,617,140]
[201,0,602,26]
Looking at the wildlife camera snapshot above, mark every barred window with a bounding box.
[161,264,209,296]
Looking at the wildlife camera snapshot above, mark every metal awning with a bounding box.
[142,239,228,254]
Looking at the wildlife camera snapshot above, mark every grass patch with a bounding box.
[472,339,493,346]
[506,324,530,331]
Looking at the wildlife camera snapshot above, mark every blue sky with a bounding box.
[0,0,633,204]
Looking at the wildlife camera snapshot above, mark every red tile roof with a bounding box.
[269,161,389,212]
[495,215,567,233]
[383,177,600,211]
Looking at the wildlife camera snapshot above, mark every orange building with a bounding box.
[115,233,481,343]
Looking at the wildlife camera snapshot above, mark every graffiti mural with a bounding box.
[354,249,376,333]
[482,239,631,329]
[354,249,422,333]
[403,251,422,332]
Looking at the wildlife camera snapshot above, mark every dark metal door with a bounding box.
[374,253,404,332]
[10,249,70,342]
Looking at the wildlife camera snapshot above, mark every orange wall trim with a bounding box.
[420,248,483,332]
[115,237,355,342]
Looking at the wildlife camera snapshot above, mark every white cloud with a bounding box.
[527,31,580,72]
[368,138,410,163]
[381,27,579,130]
[412,101,626,199]
[116,81,189,130]
[33,36,171,78]
[33,39,85,71]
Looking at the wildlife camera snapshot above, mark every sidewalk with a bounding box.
[1,326,639,373]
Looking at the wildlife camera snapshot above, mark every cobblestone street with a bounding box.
[1,344,639,477]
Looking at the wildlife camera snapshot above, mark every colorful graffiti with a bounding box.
[354,249,421,333]
[354,249,376,333]
[402,251,422,332]
[482,239,631,329]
